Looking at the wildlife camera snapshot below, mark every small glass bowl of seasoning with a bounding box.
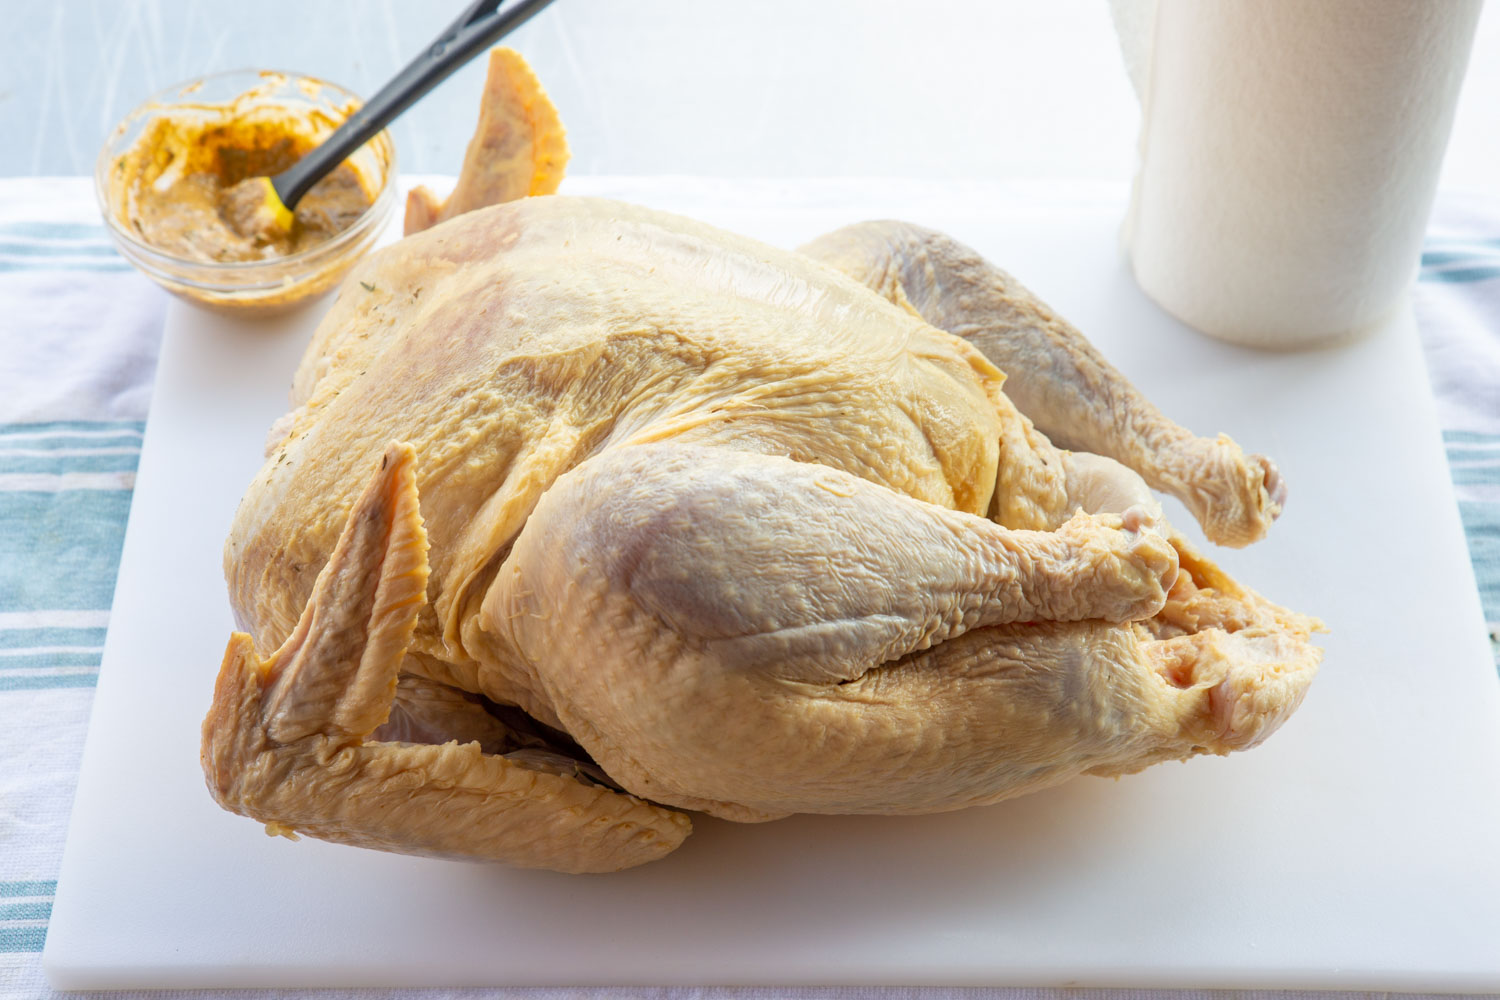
[96,70,397,317]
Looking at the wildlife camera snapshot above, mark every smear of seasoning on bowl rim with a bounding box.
[108,73,377,264]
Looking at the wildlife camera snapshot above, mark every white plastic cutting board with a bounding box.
[43,179,1500,991]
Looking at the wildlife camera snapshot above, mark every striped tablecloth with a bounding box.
[1,177,1496,1000]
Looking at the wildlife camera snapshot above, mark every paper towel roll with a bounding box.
[1116,0,1482,348]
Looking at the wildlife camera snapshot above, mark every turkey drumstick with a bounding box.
[800,221,1286,548]
[485,443,1315,822]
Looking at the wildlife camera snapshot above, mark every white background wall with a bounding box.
[3,0,1497,193]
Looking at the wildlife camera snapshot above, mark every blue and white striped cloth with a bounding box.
[1417,193,1500,634]
[0,177,1495,1000]
[1,180,163,994]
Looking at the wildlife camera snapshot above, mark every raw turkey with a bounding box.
[202,49,1321,874]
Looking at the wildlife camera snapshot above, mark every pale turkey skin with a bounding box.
[207,195,1320,874]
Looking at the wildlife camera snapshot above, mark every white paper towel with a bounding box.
[1114,0,1483,348]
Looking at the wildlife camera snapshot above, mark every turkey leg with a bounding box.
[485,443,1207,819]
[488,443,1317,820]
[800,221,1285,547]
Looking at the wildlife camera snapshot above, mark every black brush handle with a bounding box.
[273,0,557,210]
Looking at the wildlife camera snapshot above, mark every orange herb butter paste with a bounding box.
[110,84,375,263]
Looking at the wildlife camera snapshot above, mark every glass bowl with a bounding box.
[95,69,397,318]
